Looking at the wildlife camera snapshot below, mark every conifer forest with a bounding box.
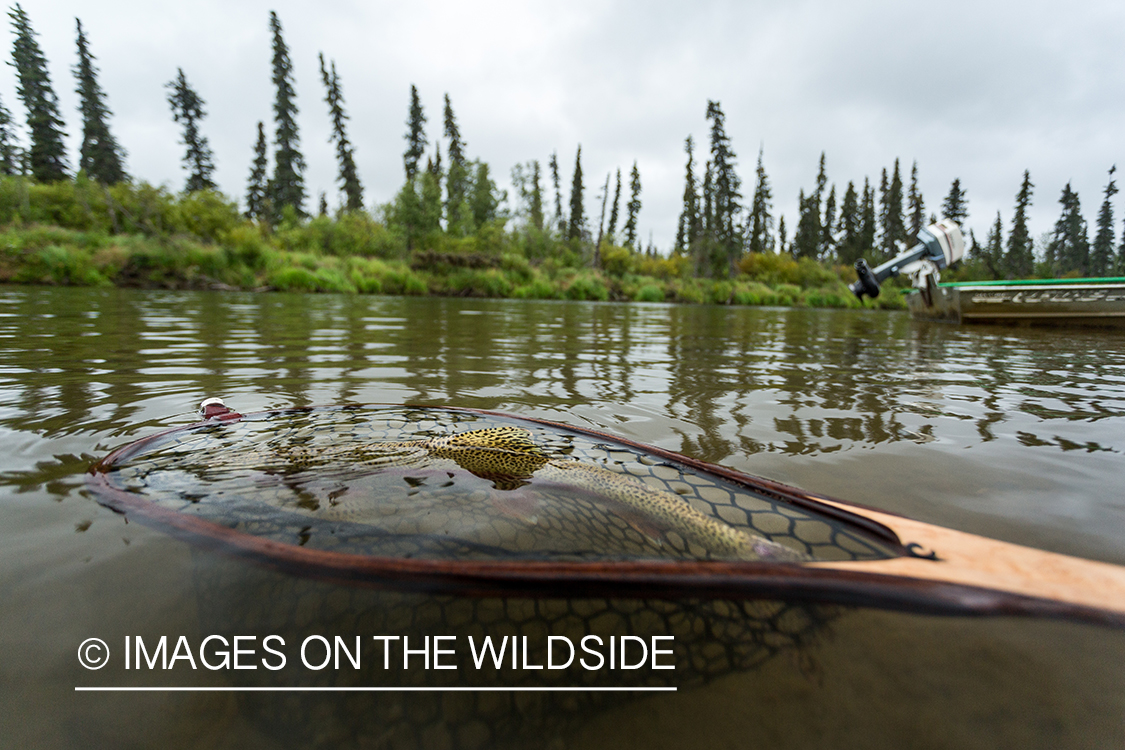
[2,5,1123,307]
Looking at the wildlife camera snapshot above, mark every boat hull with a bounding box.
[908,279,1125,327]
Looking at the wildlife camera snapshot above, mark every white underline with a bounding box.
[75,686,676,692]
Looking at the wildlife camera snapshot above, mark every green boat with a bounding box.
[907,277,1125,327]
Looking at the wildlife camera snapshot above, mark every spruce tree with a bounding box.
[1118,215,1125,275]
[1046,183,1087,276]
[165,68,216,192]
[549,150,565,236]
[815,152,828,204]
[403,85,426,183]
[469,160,503,229]
[837,181,862,265]
[567,145,585,241]
[859,178,877,258]
[443,93,470,233]
[391,183,422,250]
[426,144,442,182]
[1005,170,1035,278]
[821,184,836,259]
[443,94,465,169]
[700,162,714,252]
[607,168,621,243]
[530,160,544,232]
[793,190,819,259]
[245,121,269,220]
[890,160,905,240]
[941,178,969,227]
[1090,166,1117,276]
[318,53,363,212]
[705,100,742,275]
[623,161,642,251]
[675,135,699,253]
[982,212,1005,278]
[0,95,20,176]
[777,215,787,257]
[876,168,888,253]
[879,159,906,258]
[418,169,442,235]
[746,144,773,254]
[967,229,981,266]
[10,4,68,181]
[73,19,127,184]
[267,11,305,218]
[595,171,610,257]
[906,161,924,239]
[420,147,443,232]
[511,160,545,232]
[793,154,825,260]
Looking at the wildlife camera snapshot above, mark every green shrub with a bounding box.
[512,226,555,262]
[867,283,908,310]
[439,268,514,297]
[671,280,707,304]
[27,181,87,230]
[170,190,242,242]
[0,175,931,306]
[633,251,691,279]
[0,224,108,253]
[269,266,320,292]
[499,252,534,283]
[312,266,355,293]
[274,215,328,253]
[773,283,802,306]
[182,240,230,280]
[600,244,633,277]
[0,177,31,225]
[474,219,513,256]
[380,266,427,295]
[221,224,270,270]
[326,211,378,255]
[11,244,106,285]
[731,281,777,305]
[709,280,734,304]
[348,269,382,294]
[512,278,558,299]
[739,251,798,284]
[106,181,178,236]
[563,272,609,301]
[804,287,851,308]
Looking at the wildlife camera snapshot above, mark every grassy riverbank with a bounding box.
[0,178,908,309]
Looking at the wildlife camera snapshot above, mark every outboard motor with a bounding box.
[849,219,965,300]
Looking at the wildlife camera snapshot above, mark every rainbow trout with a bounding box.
[229,425,804,562]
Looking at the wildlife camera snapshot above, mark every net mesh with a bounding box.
[94,406,893,748]
[102,406,895,563]
[190,554,838,749]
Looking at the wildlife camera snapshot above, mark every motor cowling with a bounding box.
[849,219,965,301]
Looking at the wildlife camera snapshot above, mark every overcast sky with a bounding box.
[6,0,1124,252]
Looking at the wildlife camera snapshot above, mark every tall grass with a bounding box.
[0,176,906,309]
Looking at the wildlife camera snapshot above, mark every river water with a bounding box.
[1,286,1123,749]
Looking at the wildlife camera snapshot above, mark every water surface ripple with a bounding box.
[1,286,1123,749]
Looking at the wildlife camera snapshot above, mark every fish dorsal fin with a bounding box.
[447,426,543,455]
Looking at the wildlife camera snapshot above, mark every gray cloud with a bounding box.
[7,0,1124,252]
